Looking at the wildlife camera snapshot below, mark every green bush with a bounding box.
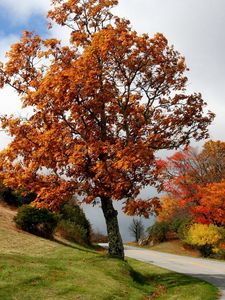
[147,222,169,243]
[169,218,184,233]
[212,248,225,260]
[57,203,91,245]
[177,217,193,240]
[57,220,90,245]
[14,205,59,239]
[1,186,36,207]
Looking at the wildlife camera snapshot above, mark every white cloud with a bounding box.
[0,132,12,150]
[115,0,225,142]
[0,29,22,120]
[0,0,71,45]
[0,86,21,149]
[0,86,21,115]
[0,34,19,62]
[50,23,72,46]
[0,0,50,22]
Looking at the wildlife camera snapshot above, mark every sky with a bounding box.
[0,0,224,240]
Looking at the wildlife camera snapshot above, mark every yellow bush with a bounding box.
[185,223,225,256]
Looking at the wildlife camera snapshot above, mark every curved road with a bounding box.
[100,244,225,299]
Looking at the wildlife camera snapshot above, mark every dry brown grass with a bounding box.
[0,201,60,256]
[128,239,201,258]
[149,239,201,257]
[0,201,17,230]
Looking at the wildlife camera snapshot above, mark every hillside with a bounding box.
[144,240,201,258]
[0,202,219,300]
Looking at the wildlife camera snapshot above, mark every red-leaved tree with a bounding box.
[158,141,225,227]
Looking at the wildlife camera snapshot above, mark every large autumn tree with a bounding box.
[0,0,214,259]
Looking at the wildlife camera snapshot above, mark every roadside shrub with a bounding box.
[147,222,169,243]
[213,244,225,260]
[177,217,193,241]
[90,230,108,243]
[57,203,91,245]
[14,205,59,239]
[1,186,36,207]
[57,220,90,245]
[169,218,184,233]
[184,223,225,257]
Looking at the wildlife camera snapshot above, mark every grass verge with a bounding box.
[0,203,219,300]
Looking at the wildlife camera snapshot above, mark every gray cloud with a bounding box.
[116,0,225,142]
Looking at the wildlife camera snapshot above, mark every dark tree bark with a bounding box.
[100,196,124,260]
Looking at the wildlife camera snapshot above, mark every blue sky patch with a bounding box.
[0,8,48,37]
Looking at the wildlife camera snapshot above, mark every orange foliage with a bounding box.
[157,195,187,222]
[193,181,225,226]
[123,197,161,218]
[0,0,213,216]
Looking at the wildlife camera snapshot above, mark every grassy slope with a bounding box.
[0,203,219,300]
[146,240,201,258]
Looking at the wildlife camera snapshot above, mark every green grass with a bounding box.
[0,204,220,300]
[127,259,219,300]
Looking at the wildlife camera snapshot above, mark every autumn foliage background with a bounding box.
[151,140,225,257]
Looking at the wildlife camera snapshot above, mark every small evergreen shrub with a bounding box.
[14,205,59,239]
[177,217,193,240]
[57,220,90,245]
[212,246,225,260]
[57,203,91,245]
[147,222,169,243]
[169,218,184,233]
[1,186,36,207]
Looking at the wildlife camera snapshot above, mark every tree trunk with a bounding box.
[100,197,124,260]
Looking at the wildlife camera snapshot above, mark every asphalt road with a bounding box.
[99,244,225,299]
